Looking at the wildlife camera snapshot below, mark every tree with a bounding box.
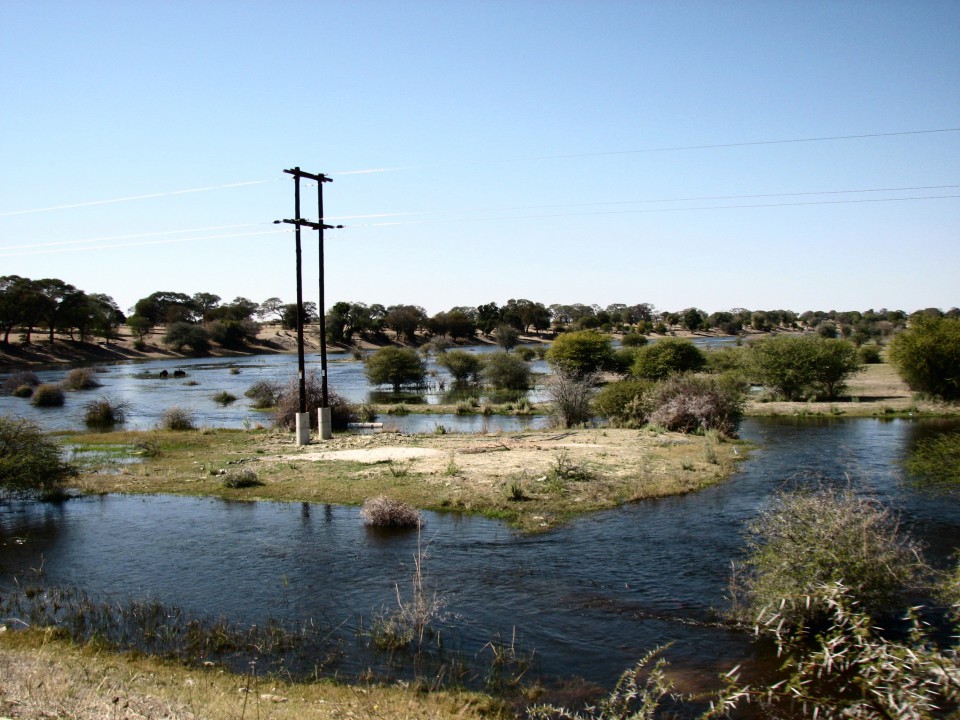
[545,329,615,378]
[493,324,520,351]
[384,305,426,344]
[888,316,960,400]
[547,369,596,428]
[192,292,221,321]
[680,307,706,332]
[364,347,426,391]
[631,338,706,380]
[481,352,531,391]
[34,278,85,343]
[751,335,861,400]
[436,349,483,383]
[134,291,197,325]
[257,297,285,323]
[476,302,503,335]
[163,322,211,354]
[0,416,77,499]
[280,302,317,330]
[87,293,125,343]
[0,275,29,343]
[127,314,154,341]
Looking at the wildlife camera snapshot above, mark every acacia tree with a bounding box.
[364,347,426,391]
[751,335,861,400]
[384,305,426,344]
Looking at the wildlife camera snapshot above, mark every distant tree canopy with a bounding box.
[889,316,960,400]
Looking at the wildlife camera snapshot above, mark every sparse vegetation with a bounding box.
[212,390,237,405]
[82,396,129,428]
[546,369,597,428]
[244,379,281,408]
[273,370,357,431]
[31,383,65,407]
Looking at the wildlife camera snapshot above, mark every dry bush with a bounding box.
[274,370,357,431]
[643,374,744,437]
[359,496,423,528]
[160,406,196,431]
[31,383,65,407]
[546,370,597,428]
[83,396,129,428]
[1,371,39,395]
[63,368,101,390]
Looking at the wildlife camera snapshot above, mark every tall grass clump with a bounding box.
[31,383,65,407]
[222,468,262,488]
[82,396,130,428]
[274,370,357,431]
[731,487,927,627]
[359,496,423,528]
[643,374,745,437]
[160,406,196,431]
[244,379,281,409]
[0,415,77,499]
[212,390,237,405]
[62,368,101,390]
[1,370,39,395]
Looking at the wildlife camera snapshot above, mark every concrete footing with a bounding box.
[295,412,311,446]
[318,407,333,440]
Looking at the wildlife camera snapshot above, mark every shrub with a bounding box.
[545,330,615,378]
[83,397,129,428]
[750,335,861,400]
[364,346,427,392]
[888,316,960,400]
[212,391,237,405]
[31,383,65,407]
[620,332,648,348]
[222,468,262,489]
[610,347,641,374]
[593,379,653,427]
[516,346,536,361]
[12,385,33,398]
[733,487,927,627]
[903,431,960,488]
[858,342,882,364]
[160,406,196,431]
[1,371,39,395]
[63,368,101,390]
[273,370,357,431]
[244,380,281,409]
[359,496,423,528]
[547,370,597,428]
[481,352,531,391]
[436,349,482,383]
[631,338,706,380]
[642,374,745,437]
[0,415,77,499]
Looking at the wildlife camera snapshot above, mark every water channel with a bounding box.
[1,415,958,692]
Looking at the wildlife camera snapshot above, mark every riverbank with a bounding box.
[0,628,502,720]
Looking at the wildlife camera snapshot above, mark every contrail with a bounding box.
[0,180,273,217]
[0,228,287,257]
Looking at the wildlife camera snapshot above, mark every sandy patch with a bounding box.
[280,447,442,463]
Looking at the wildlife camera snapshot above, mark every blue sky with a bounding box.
[1,0,958,316]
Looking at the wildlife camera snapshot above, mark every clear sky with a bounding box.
[1,0,958,317]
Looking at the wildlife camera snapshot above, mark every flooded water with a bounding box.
[2,416,958,689]
[0,351,551,433]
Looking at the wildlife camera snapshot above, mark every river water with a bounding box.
[1,416,958,691]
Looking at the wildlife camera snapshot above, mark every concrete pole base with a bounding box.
[295,412,311,446]
[318,407,333,440]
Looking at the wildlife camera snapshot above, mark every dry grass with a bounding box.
[0,628,502,720]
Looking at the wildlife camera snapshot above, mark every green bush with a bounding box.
[83,397,129,428]
[364,346,427,392]
[31,383,65,407]
[888,316,960,400]
[63,368,101,391]
[858,342,882,364]
[903,431,960,488]
[160,406,196,431]
[545,330,614,378]
[620,332,648,348]
[642,374,745,437]
[593,379,652,427]
[733,487,927,627]
[436,349,482,383]
[750,335,861,400]
[610,347,641,375]
[0,415,77,499]
[480,352,531,391]
[630,338,706,380]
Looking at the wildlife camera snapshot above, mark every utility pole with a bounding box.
[275,167,341,444]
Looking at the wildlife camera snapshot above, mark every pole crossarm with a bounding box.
[275,218,342,231]
[283,167,332,183]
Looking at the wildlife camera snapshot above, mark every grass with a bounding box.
[0,628,500,720]
[212,390,237,405]
[63,368,102,390]
[64,427,747,533]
